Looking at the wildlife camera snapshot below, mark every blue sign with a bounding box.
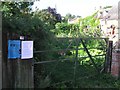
[8,40,21,59]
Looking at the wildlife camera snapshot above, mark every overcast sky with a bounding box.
[32,0,120,17]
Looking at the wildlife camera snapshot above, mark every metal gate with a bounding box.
[33,37,112,88]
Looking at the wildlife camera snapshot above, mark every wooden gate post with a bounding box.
[2,32,9,88]
[0,10,2,90]
[2,33,34,89]
[105,41,113,73]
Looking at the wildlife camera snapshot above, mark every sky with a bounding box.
[32,0,120,17]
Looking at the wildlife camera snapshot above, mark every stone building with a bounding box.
[97,4,120,78]
[97,5,118,44]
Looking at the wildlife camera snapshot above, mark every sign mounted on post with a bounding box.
[8,40,21,59]
[8,40,33,60]
[21,41,33,59]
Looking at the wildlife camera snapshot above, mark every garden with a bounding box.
[1,1,120,88]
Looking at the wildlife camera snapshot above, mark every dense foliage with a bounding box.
[1,1,120,89]
[52,12,101,38]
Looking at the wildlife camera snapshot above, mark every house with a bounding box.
[97,5,118,44]
[68,18,80,24]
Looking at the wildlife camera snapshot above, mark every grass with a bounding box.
[34,60,120,88]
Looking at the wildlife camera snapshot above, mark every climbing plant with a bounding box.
[52,11,101,38]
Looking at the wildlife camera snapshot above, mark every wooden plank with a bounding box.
[2,32,10,88]
[14,59,21,88]
[0,10,2,90]
[13,59,33,88]
[28,60,34,88]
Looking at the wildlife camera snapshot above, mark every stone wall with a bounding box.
[111,52,120,78]
[111,40,120,78]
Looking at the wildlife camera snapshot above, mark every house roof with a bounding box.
[106,5,118,20]
[68,18,80,24]
[96,5,118,20]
